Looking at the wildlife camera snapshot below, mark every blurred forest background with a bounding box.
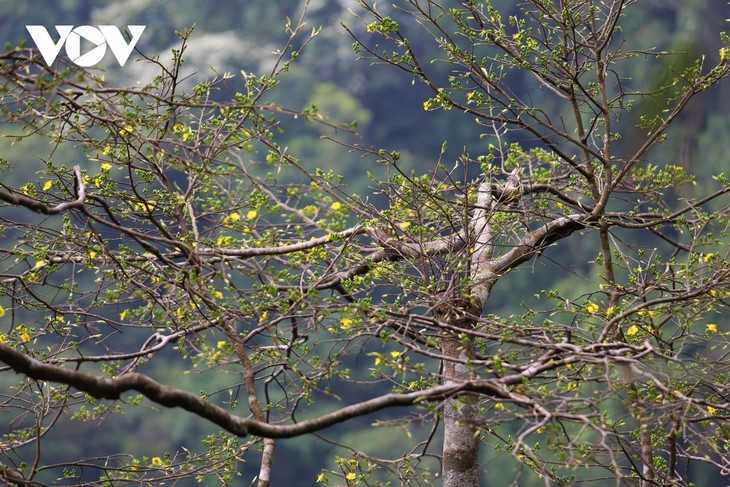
[0,0,728,485]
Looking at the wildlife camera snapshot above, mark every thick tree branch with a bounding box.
[0,343,251,436]
[491,213,587,275]
[0,165,85,214]
[0,343,508,440]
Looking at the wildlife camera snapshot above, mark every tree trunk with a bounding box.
[441,332,480,487]
[438,177,501,486]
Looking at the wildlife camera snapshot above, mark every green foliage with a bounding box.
[0,1,728,487]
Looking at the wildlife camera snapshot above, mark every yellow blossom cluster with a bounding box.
[223,212,241,224]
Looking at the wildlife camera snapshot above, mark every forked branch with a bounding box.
[0,165,85,214]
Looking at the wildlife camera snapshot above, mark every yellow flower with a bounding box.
[119,309,130,321]
[637,309,654,318]
[100,163,112,172]
[340,318,353,330]
[703,253,715,263]
[20,331,31,343]
[150,457,163,466]
[43,180,53,191]
[0,334,7,344]
[606,306,618,317]
[316,473,327,483]
[707,405,717,415]
[346,472,357,481]
[389,351,401,359]
[217,340,227,349]
[399,221,411,230]
[494,402,505,411]
[374,355,383,366]
[119,125,134,136]
[217,236,233,247]
[102,146,112,156]
[585,303,600,314]
[214,290,224,299]
[0,305,5,319]
[626,325,639,336]
[246,209,258,220]
[706,323,718,333]
[720,47,729,62]
[223,212,241,224]
[330,201,342,211]
[89,250,97,259]
[131,200,156,212]
[34,260,47,270]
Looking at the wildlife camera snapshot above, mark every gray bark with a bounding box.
[441,332,480,487]
[440,179,498,487]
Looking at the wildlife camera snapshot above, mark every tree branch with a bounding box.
[491,213,587,275]
[0,343,506,440]
[0,343,251,436]
[0,165,85,214]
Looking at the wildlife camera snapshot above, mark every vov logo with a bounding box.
[26,25,146,67]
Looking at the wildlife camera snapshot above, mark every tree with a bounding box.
[0,1,728,486]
